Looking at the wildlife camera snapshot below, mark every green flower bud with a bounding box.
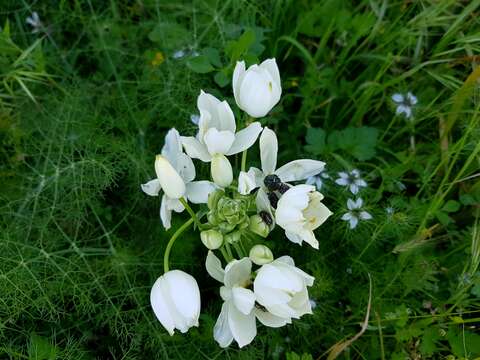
[249,244,274,265]
[217,222,236,233]
[217,198,248,226]
[200,230,223,250]
[224,231,241,244]
[248,215,270,238]
[208,190,224,210]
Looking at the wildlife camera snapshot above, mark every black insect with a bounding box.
[267,192,279,209]
[259,211,273,226]
[277,183,290,194]
[264,174,281,191]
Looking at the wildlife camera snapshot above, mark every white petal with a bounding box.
[255,308,289,328]
[396,105,408,116]
[197,90,222,130]
[407,92,417,105]
[349,216,359,229]
[341,212,352,221]
[336,177,349,186]
[216,100,236,133]
[259,127,278,174]
[355,198,364,208]
[391,93,404,103]
[224,258,252,289]
[211,154,233,188]
[160,195,172,229]
[276,160,325,183]
[226,122,263,156]
[204,128,235,155]
[305,176,316,185]
[164,270,201,330]
[190,114,200,125]
[238,171,257,195]
[162,128,183,160]
[350,183,359,194]
[185,181,217,204]
[233,61,246,109]
[355,178,367,188]
[150,276,176,335]
[205,251,225,283]
[175,153,196,184]
[228,303,257,348]
[285,231,304,245]
[347,198,356,210]
[260,59,281,93]
[300,229,319,249]
[141,179,161,196]
[155,155,186,199]
[359,211,372,220]
[181,136,212,162]
[238,67,274,118]
[214,302,234,348]
[232,287,255,315]
[255,188,275,229]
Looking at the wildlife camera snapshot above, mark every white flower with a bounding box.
[150,270,201,335]
[254,256,314,327]
[385,206,394,215]
[238,127,326,220]
[392,92,417,119]
[275,184,332,249]
[335,169,367,194]
[206,252,257,348]
[141,128,216,229]
[233,59,281,118]
[249,244,273,265]
[305,168,330,190]
[341,198,372,229]
[181,91,262,187]
[26,12,43,33]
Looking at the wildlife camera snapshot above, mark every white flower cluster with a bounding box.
[142,59,332,347]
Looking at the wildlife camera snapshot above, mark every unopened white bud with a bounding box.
[249,215,270,238]
[200,230,223,250]
[154,155,185,199]
[211,154,233,188]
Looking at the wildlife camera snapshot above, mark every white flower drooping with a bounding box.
[335,169,367,195]
[341,198,372,229]
[233,59,282,118]
[150,270,201,335]
[181,91,262,187]
[141,128,217,229]
[254,256,314,327]
[206,252,257,348]
[275,184,332,249]
[392,92,417,119]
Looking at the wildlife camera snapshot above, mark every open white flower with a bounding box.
[335,169,367,195]
[341,198,372,229]
[275,184,332,249]
[392,92,417,119]
[181,91,262,187]
[206,251,257,348]
[238,127,326,219]
[150,270,201,335]
[141,128,216,229]
[233,59,282,118]
[254,256,314,326]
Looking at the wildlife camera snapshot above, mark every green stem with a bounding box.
[179,197,202,230]
[233,242,245,258]
[241,150,248,172]
[163,218,194,273]
[219,247,231,263]
[224,241,234,260]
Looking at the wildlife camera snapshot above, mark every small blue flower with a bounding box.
[306,168,330,190]
[341,198,372,229]
[335,169,367,194]
[392,92,417,119]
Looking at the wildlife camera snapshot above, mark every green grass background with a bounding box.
[1,0,479,359]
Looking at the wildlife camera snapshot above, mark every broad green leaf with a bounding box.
[186,55,215,74]
[304,127,326,155]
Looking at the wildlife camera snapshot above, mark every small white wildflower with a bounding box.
[335,169,367,194]
[190,114,200,125]
[341,198,372,229]
[392,92,417,119]
[385,206,394,215]
[172,50,186,59]
[306,168,330,190]
[309,299,317,310]
[26,12,43,33]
